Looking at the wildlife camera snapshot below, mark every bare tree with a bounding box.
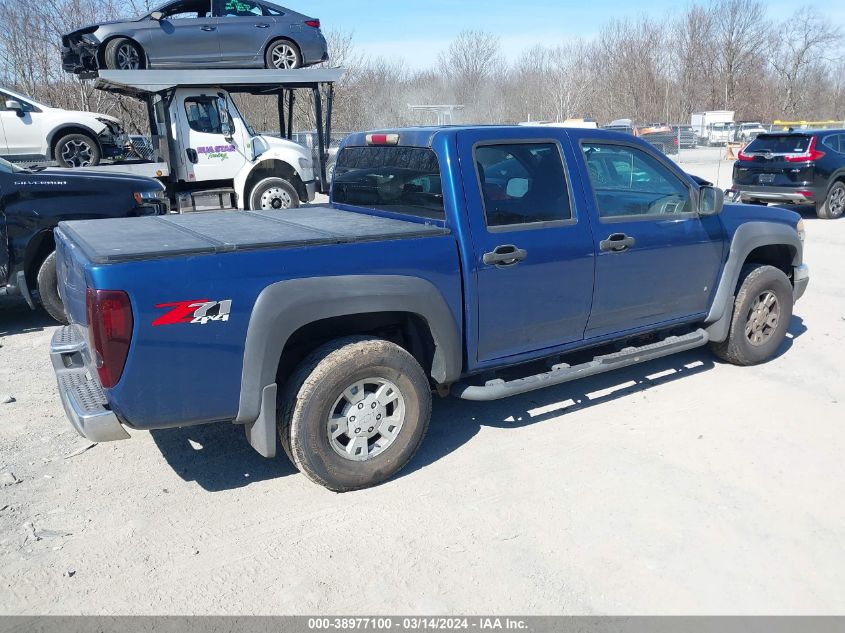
[770,7,841,117]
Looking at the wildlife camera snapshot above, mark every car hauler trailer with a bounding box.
[78,68,341,211]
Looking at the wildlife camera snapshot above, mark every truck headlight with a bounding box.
[796,219,806,243]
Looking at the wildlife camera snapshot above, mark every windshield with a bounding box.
[0,157,26,174]
[333,146,445,221]
[746,135,811,154]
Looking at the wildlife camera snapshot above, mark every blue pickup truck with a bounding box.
[49,126,809,491]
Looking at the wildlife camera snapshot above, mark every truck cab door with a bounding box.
[579,141,724,339]
[176,92,249,183]
[457,129,596,365]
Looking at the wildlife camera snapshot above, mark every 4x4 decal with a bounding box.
[153,300,232,326]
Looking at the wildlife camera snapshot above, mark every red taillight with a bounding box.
[86,288,133,389]
[737,149,754,161]
[304,19,320,28]
[784,136,825,163]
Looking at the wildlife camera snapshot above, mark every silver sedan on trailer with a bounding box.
[62,0,328,75]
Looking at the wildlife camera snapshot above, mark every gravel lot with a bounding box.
[1,149,844,614]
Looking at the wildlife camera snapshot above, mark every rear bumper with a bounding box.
[50,326,130,442]
[736,185,820,204]
[794,264,809,303]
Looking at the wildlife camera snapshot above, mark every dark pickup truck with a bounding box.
[50,126,809,491]
[0,157,167,322]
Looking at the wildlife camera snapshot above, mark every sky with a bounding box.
[309,0,845,69]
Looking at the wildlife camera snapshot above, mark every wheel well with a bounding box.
[265,37,301,59]
[49,126,101,159]
[743,244,794,282]
[244,160,306,206]
[24,230,55,287]
[96,36,145,67]
[276,312,437,388]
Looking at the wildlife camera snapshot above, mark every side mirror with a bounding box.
[150,10,164,21]
[5,100,24,116]
[699,185,724,216]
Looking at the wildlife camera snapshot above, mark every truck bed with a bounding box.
[58,206,449,264]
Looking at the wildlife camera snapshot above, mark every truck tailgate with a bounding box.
[57,206,449,264]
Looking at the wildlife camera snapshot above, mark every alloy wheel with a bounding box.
[326,378,406,462]
[745,291,780,346]
[117,44,141,70]
[828,186,845,218]
[271,44,298,69]
[60,140,94,167]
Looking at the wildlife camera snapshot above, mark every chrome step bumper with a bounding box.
[50,326,130,442]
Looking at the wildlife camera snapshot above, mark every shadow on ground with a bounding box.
[147,316,808,492]
[0,298,55,337]
[151,422,297,492]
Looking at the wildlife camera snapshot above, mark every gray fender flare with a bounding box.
[235,275,462,424]
[705,221,802,341]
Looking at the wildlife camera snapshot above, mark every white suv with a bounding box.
[0,87,127,168]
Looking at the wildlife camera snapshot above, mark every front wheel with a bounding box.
[710,264,793,366]
[265,40,302,70]
[248,177,300,211]
[279,337,432,492]
[36,252,69,325]
[103,38,145,71]
[816,181,845,219]
[54,133,100,168]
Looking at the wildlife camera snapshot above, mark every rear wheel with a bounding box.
[265,40,302,70]
[248,177,300,211]
[710,264,793,366]
[279,337,432,492]
[36,252,68,325]
[104,38,145,71]
[54,133,100,168]
[816,181,845,219]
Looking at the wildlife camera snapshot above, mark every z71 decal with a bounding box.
[153,300,232,326]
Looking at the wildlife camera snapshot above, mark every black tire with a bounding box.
[248,177,300,210]
[36,252,68,325]
[265,39,302,70]
[279,336,432,492]
[104,38,145,71]
[54,133,101,168]
[816,181,845,220]
[709,264,793,366]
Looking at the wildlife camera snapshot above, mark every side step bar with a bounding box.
[452,329,710,402]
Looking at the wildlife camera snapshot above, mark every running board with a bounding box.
[452,329,710,401]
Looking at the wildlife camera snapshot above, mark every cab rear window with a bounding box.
[746,135,811,154]
[333,146,445,221]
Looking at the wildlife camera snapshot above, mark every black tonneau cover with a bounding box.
[58,206,450,265]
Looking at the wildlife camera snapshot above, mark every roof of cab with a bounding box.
[341,126,638,149]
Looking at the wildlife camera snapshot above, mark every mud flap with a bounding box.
[244,383,278,458]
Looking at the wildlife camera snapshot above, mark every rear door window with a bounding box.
[473,142,572,228]
[745,135,811,155]
[333,146,444,220]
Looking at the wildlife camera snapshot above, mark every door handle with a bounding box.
[600,233,636,253]
[201,25,217,31]
[255,23,270,28]
[186,148,198,164]
[483,244,528,267]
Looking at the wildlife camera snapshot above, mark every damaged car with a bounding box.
[62,0,329,75]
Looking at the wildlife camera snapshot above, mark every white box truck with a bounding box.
[691,111,735,146]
